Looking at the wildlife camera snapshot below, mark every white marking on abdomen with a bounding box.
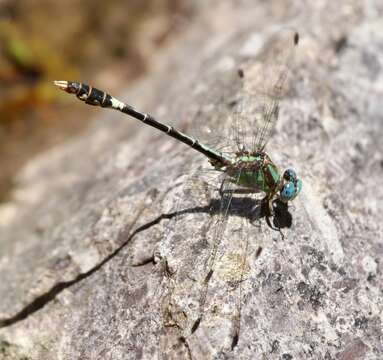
[111,96,125,110]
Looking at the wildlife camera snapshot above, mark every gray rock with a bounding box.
[0,1,382,359]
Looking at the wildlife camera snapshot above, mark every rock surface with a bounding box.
[0,1,382,359]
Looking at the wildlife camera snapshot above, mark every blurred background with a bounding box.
[0,0,195,203]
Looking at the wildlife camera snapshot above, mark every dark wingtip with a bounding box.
[191,317,201,333]
[231,332,239,350]
[294,32,299,46]
[256,246,263,258]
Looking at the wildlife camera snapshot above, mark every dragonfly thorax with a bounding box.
[214,151,281,194]
[210,150,302,203]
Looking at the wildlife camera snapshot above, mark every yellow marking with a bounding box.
[101,91,107,106]
[76,83,82,95]
[87,85,92,99]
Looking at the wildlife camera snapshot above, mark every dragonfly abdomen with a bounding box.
[54,81,230,164]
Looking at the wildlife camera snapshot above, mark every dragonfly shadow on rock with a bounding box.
[269,199,293,230]
[172,195,292,233]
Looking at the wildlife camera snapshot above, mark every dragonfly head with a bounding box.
[279,168,302,203]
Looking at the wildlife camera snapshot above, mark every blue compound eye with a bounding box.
[283,168,297,182]
[280,181,296,202]
[280,178,302,202]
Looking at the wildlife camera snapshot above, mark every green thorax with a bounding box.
[216,152,281,193]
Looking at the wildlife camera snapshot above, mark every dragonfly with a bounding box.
[54,28,301,353]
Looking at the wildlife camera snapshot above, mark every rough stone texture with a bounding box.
[0,1,382,359]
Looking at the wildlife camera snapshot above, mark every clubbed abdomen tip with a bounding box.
[294,32,299,45]
[53,80,81,94]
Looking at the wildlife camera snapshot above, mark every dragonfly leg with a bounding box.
[261,194,274,217]
[218,177,229,197]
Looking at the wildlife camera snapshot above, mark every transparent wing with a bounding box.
[159,160,228,337]
[160,163,266,354]
[177,63,244,159]
[232,29,299,153]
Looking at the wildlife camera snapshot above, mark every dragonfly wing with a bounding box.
[160,159,268,354]
[160,162,244,340]
[235,29,299,153]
